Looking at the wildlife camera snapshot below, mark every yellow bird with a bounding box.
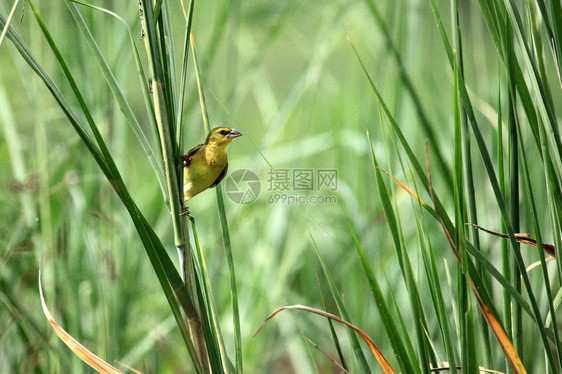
[181,127,243,214]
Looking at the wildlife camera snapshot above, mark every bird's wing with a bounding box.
[182,144,204,167]
[210,163,228,188]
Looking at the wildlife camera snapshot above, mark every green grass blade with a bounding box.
[65,1,167,202]
[0,275,67,372]
[159,2,180,135]
[347,214,419,374]
[317,273,348,372]
[135,9,205,367]
[428,2,557,368]
[4,4,205,371]
[138,0,187,260]
[348,38,453,233]
[517,124,562,368]
[177,0,195,148]
[416,215,459,372]
[191,34,242,374]
[452,1,492,364]
[362,0,453,192]
[367,131,431,373]
[452,37,478,373]
[0,13,103,169]
[310,234,371,372]
[189,216,232,373]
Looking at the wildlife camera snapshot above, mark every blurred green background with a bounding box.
[2,0,560,373]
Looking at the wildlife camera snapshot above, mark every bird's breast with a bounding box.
[183,146,228,201]
[205,146,227,166]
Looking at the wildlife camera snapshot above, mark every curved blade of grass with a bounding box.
[346,213,419,374]
[39,272,126,374]
[525,258,556,274]
[0,274,70,371]
[66,1,167,201]
[2,6,204,371]
[309,234,371,372]
[367,130,432,372]
[254,304,395,374]
[191,33,242,374]
[0,8,100,169]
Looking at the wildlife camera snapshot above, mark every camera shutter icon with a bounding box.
[225,169,261,204]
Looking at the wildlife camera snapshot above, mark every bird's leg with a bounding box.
[180,206,190,216]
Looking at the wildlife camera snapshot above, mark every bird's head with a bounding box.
[205,127,243,147]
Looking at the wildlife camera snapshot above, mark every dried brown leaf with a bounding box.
[468,224,555,257]
[254,304,395,374]
[39,271,128,374]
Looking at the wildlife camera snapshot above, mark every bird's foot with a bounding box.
[180,206,191,216]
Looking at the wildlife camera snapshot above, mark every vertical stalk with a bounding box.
[506,26,522,361]
[452,2,493,367]
[451,3,478,372]
[138,1,206,370]
[498,71,512,372]
[191,35,243,374]
[139,1,186,274]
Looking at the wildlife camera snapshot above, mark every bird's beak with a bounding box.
[226,129,243,139]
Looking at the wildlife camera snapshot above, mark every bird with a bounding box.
[181,127,243,215]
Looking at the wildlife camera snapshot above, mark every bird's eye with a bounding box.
[219,130,229,136]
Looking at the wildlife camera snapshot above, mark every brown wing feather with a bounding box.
[182,144,204,167]
[210,163,228,188]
